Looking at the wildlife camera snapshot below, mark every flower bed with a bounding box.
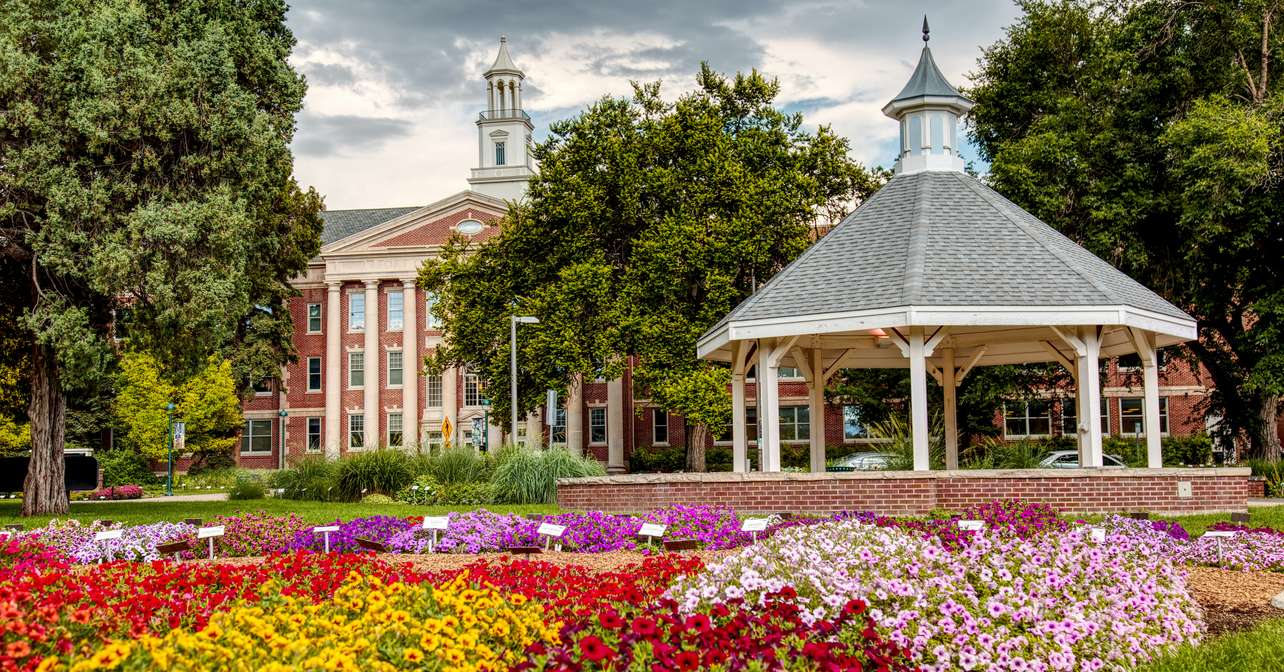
[1103,515,1284,572]
[90,485,144,500]
[668,519,1203,670]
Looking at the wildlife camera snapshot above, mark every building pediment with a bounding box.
[320,190,506,257]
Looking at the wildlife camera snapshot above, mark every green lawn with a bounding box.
[0,499,559,528]
[1073,505,1284,537]
[1138,618,1284,672]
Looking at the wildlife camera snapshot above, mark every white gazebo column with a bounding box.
[1078,326,1104,467]
[324,281,342,459]
[909,327,931,471]
[942,347,959,470]
[566,374,584,456]
[362,280,380,449]
[808,348,826,472]
[758,340,781,472]
[607,377,625,473]
[400,279,418,450]
[731,370,748,473]
[1131,328,1163,468]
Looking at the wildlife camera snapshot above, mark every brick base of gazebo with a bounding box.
[556,468,1252,516]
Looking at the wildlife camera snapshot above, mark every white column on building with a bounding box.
[400,279,418,450]
[909,327,931,471]
[942,347,959,470]
[1079,326,1104,468]
[567,374,584,456]
[808,348,826,472]
[441,366,458,447]
[363,280,380,449]
[324,281,342,459]
[731,372,748,473]
[1131,328,1163,468]
[526,410,542,448]
[758,340,781,472]
[607,377,625,473]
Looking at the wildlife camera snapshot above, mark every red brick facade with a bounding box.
[556,468,1252,515]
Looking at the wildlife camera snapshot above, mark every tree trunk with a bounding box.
[687,423,708,472]
[23,343,68,516]
[1255,395,1282,462]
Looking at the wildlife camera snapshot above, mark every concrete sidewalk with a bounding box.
[83,493,229,503]
[1249,498,1283,508]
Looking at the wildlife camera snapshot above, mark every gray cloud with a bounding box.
[293,113,415,157]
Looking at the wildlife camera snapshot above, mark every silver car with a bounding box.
[1039,451,1126,469]
[831,452,896,471]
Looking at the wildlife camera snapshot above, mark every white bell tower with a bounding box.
[468,35,536,201]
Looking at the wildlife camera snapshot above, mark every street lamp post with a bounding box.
[510,315,539,442]
[278,410,289,470]
[480,398,492,452]
[165,402,176,497]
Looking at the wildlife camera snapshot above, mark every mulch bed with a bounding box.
[181,549,732,573]
[1185,567,1284,636]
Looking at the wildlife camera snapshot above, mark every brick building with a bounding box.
[235,35,1249,473]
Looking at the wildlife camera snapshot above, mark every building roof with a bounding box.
[485,35,522,76]
[888,45,968,105]
[320,207,422,245]
[704,171,1193,336]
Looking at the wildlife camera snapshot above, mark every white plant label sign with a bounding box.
[1089,527,1107,543]
[94,529,123,541]
[957,520,985,532]
[1203,531,1235,538]
[638,523,666,538]
[740,518,769,533]
[422,516,449,530]
[313,525,340,533]
[537,523,566,538]
[197,526,225,539]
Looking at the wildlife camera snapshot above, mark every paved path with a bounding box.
[1248,498,1284,508]
[83,493,229,503]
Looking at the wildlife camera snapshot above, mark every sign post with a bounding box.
[480,398,491,451]
[94,529,123,563]
[537,522,566,552]
[198,525,225,560]
[313,525,340,553]
[741,518,769,544]
[165,403,177,496]
[441,417,453,451]
[638,522,667,547]
[422,516,449,553]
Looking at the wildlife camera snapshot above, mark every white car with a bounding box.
[830,452,896,471]
[1039,451,1126,469]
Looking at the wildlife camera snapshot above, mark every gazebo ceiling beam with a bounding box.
[955,347,985,384]
[791,345,814,382]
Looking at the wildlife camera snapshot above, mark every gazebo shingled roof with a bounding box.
[698,19,1197,475]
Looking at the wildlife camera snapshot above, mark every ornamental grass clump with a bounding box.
[669,519,1203,671]
[491,447,604,504]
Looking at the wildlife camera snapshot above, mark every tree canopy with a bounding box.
[968,0,1284,458]
[421,65,880,469]
[113,351,241,464]
[0,0,322,514]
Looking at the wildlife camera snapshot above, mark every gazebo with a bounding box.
[696,23,1198,474]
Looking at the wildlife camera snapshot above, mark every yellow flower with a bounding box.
[419,633,442,652]
[444,649,465,664]
[403,648,425,663]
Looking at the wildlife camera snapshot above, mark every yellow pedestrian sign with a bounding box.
[440,417,452,445]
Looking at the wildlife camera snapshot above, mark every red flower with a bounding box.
[579,635,613,662]
[599,610,625,629]
[631,616,658,638]
[675,650,700,671]
[683,614,711,633]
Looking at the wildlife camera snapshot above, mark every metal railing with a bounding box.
[478,109,532,122]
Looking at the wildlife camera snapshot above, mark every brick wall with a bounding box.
[556,468,1251,515]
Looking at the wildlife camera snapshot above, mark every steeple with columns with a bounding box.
[881,17,973,174]
[468,35,536,200]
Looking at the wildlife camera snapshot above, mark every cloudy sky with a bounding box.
[286,1,1023,210]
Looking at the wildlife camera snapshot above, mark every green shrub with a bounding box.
[427,447,490,484]
[491,447,605,504]
[270,458,339,501]
[963,438,1049,469]
[629,444,686,473]
[360,493,395,504]
[1162,434,1213,466]
[334,449,416,501]
[97,449,159,487]
[175,467,244,490]
[395,474,495,506]
[1241,459,1284,497]
[228,473,266,500]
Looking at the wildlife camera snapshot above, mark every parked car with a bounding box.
[1039,451,1126,469]
[830,452,896,471]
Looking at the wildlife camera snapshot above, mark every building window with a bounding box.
[652,410,668,445]
[495,141,506,165]
[349,414,364,449]
[1061,399,1111,436]
[387,412,403,448]
[387,351,403,387]
[1004,400,1051,438]
[550,407,567,445]
[387,291,404,331]
[241,419,272,454]
[778,367,802,379]
[516,422,528,447]
[306,417,322,453]
[348,351,364,388]
[464,371,481,406]
[1120,397,1169,436]
[251,378,272,395]
[425,374,442,407]
[425,431,443,451]
[779,406,810,442]
[589,407,607,444]
[843,406,866,440]
[301,357,320,392]
[426,292,443,329]
[348,293,365,331]
[721,406,758,443]
[306,303,322,333]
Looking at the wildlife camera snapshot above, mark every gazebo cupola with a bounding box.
[697,21,1197,475]
[882,18,972,175]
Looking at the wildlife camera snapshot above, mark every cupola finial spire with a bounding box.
[922,15,930,42]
